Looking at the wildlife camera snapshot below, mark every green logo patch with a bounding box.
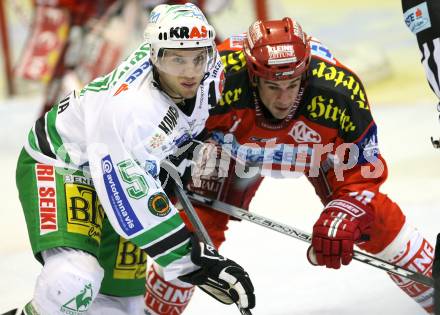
[60,283,93,314]
[148,192,171,217]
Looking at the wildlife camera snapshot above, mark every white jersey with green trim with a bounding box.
[23,42,224,280]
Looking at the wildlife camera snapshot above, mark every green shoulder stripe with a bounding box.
[80,71,116,95]
[46,104,71,164]
[27,127,42,153]
[79,43,150,96]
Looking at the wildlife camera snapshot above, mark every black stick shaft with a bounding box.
[173,184,214,247]
[173,184,252,315]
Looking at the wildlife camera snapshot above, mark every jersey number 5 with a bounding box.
[117,160,149,199]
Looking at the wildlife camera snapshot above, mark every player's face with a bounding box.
[156,48,209,100]
[257,77,302,119]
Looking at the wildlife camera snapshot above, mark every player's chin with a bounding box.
[178,86,199,99]
[272,110,290,120]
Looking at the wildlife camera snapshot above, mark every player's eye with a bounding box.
[172,57,185,65]
[288,84,298,90]
[193,54,206,66]
[268,85,279,91]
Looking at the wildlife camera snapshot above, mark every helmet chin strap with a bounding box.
[163,88,185,104]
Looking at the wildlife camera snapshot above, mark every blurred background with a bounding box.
[1,0,437,104]
[0,1,438,314]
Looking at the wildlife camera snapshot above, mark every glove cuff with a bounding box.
[325,197,368,218]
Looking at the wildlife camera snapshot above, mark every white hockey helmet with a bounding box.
[144,3,216,67]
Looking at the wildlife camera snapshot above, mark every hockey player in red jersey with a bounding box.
[145,17,436,313]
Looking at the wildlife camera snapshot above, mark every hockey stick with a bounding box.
[174,183,214,247]
[186,191,435,288]
[173,183,252,315]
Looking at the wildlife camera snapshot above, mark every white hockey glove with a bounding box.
[179,235,255,311]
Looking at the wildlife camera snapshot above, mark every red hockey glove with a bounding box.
[307,196,374,269]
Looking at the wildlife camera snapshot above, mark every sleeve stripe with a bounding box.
[46,105,71,163]
[35,114,56,159]
[431,38,440,97]
[130,213,184,247]
[154,239,192,267]
[422,38,440,98]
[144,225,191,258]
[27,128,41,153]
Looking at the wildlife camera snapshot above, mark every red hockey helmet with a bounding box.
[243,17,311,81]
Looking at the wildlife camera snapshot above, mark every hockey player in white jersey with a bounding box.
[13,3,255,315]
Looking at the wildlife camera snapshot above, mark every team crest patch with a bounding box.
[60,283,93,315]
[148,192,171,217]
[149,133,166,149]
[289,121,321,143]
